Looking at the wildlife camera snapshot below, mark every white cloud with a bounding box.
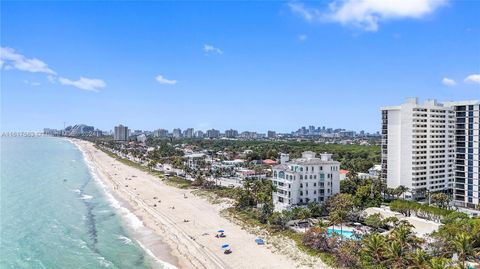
[288,2,320,22]
[441,77,456,87]
[204,44,223,55]
[298,34,308,41]
[464,74,480,84]
[58,77,106,91]
[288,0,448,32]
[155,75,177,85]
[0,47,56,74]
[24,80,41,86]
[1,46,105,92]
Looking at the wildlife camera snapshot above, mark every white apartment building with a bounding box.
[381,98,457,199]
[114,124,129,141]
[444,101,480,208]
[271,151,340,211]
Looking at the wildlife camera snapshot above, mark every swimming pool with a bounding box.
[327,228,355,239]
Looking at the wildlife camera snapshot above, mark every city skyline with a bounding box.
[2,1,480,132]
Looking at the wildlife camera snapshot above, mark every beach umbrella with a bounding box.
[217,230,225,233]
[221,244,230,251]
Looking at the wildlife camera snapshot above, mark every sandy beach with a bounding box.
[72,139,329,269]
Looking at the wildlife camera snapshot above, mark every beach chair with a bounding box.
[255,238,265,245]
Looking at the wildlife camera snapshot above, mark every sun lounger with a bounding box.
[255,238,265,245]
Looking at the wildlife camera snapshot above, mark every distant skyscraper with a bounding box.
[114,124,129,141]
[225,129,238,138]
[195,130,204,138]
[267,130,277,139]
[172,128,182,138]
[184,128,194,138]
[154,128,169,138]
[206,129,220,138]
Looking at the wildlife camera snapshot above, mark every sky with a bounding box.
[1,0,479,133]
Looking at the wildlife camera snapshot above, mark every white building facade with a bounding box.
[271,151,340,210]
[381,98,480,204]
[381,98,456,199]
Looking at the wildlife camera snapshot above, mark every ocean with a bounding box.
[0,137,173,269]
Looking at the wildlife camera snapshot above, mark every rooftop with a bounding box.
[273,151,339,170]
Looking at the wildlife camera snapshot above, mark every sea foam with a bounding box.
[69,139,178,269]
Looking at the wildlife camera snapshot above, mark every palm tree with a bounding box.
[395,185,409,200]
[386,240,409,269]
[361,233,387,267]
[335,210,348,239]
[409,249,429,269]
[427,257,452,269]
[389,223,423,250]
[329,210,344,236]
[453,233,474,268]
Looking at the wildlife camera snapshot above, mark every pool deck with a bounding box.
[363,207,441,237]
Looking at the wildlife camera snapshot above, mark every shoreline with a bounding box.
[69,138,180,269]
[70,138,330,269]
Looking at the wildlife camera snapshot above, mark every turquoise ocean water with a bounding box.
[0,137,170,269]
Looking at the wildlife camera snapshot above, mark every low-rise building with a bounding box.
[368,164,382,178]
[271,151,341,210]
[339,169,349,181]
[184,153,207,170]
[137,134,147,143]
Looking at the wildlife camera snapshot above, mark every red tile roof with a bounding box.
[262,159,277,165]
